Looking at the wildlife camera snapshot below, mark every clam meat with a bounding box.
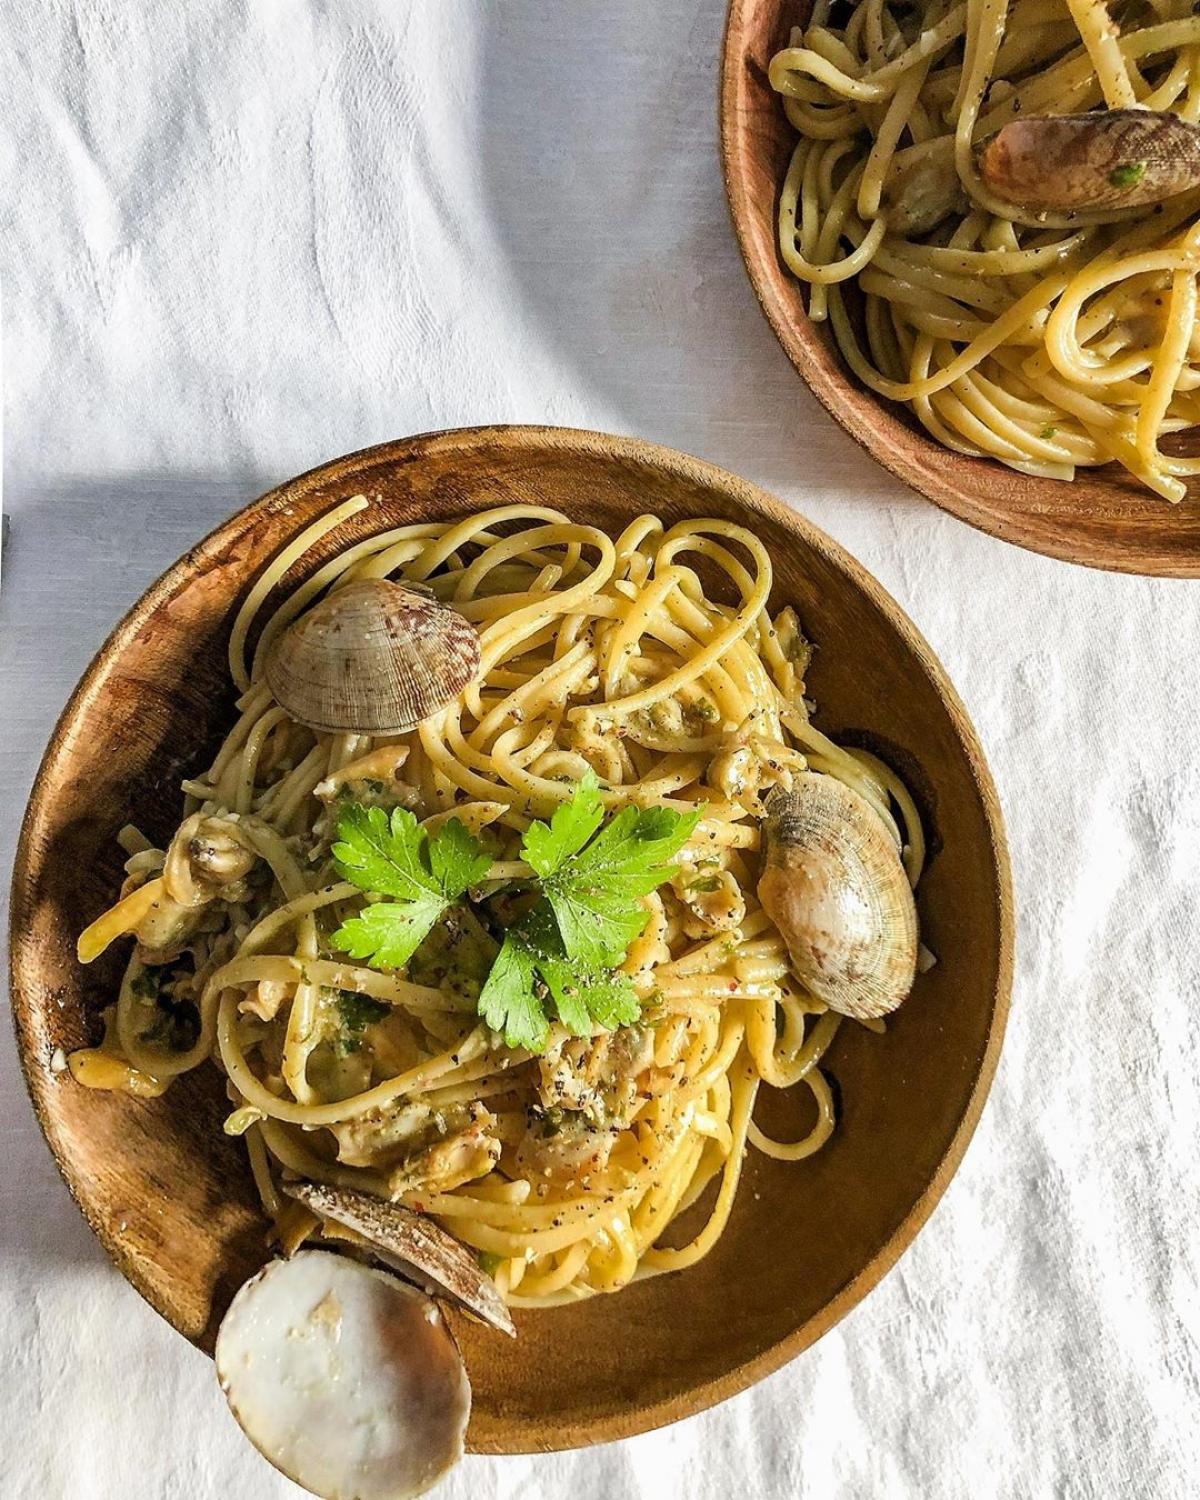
[264,578,480,736]
[757,774,917,1022]
[215,1249,470,1500]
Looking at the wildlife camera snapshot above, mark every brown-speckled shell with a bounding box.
[758,773,917,1022]
[979,110,1200,212]
[264,578,480,735]
[283,1180,514,1337]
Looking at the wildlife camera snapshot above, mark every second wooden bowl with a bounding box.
[721,0,1200,576]
[10,426,1012,1453]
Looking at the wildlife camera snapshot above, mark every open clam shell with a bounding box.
[757,774,917,1022]
[215,1250,470,1500]
[284,1179,515,1337]
[264,578,480,736]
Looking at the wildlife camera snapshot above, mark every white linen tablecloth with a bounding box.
[2,3,1198,1497]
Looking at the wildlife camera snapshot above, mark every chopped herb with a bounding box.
[1040,424,1058,441]
[529,1102,566,1138]
[139,993,200,1053]
[786,634,810,663]
[640,987,666,1020]
[1109,161,1146,190]
[329,989,389,1058]
[130,971,159,1001]
[334,989,390,1032]
[687,874,724,894]
[477,1250,503,1277]
[693,698,718,722]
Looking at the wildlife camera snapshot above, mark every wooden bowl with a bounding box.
[721,0,1200,577]
[9,427,1012,1453]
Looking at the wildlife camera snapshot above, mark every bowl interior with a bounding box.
[9,426,1011,1452]
[720,0,1200,577]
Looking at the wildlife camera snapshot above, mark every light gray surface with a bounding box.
[2,3,1199,1498]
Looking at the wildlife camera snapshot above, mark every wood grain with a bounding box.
[720,0,1200,576]
[8,426,1013,1453]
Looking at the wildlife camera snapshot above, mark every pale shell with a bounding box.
[283,1179,515,1336]
[264,578,481,736]
[757,774,917,1022]
[215,1250,470,1500]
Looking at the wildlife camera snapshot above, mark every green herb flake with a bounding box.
[786,634,810,664]
[1039,424,1058,441]
[334,989,390,1032]
[687,873,724,894]
[139,994,200,1053]
[1109,161,1146,190]
[130,970,160,1001]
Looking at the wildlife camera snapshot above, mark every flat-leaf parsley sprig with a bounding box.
[329,773,698,1052]
[330,805,492,970]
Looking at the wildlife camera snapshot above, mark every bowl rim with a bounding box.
[9,423,1014,1451]
[718,0,1200,579]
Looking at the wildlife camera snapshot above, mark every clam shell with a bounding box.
[284,1179,515,1337]
[264,578,480,736]
[215,1250,470,1500]
[978,110,1200,212]
[757,774,917,1022]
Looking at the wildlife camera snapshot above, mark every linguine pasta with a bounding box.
[71,498,923,1306]
[771,0,1200,501]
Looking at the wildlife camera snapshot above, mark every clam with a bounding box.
[264,579,480,736]
[283,1179,515,1337]
[978,110,1200,212]
[185,817,259,886]
[215,1250,470,1500]
[757,774,917,1022]
[882,138,966,236]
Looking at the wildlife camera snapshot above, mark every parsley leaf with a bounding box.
[483,777,697,1048]
[540,957,640,1033]
[535,782,699,969]
[478,930,548,1052]
[476,897,641,1050]
[521,771,606,877]
[428,816,493,894]
[330,806,491,969]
